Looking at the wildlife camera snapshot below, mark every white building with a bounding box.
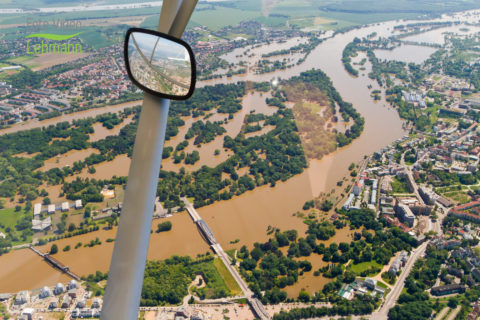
[343,193,355,210]
[14,291,29,305]
[61,295,72,308]
[353,181,364,196]
[21,308,34,320]
[47,204,56,214]
[91,298,102,309]
[32,216,52,232]
[61,202,69,212]
[76,299,86,308]
[67,279,77,290]
[33,203,42,217]
[54,283,65,295]
[40,286,51,298]
[74,199,83,209]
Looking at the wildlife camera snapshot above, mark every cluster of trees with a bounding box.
[156,108,307,209]
[256,59,291,74]
[342,41,360,76]
[185,120,226,145]
[237,230,313,304]
[37,225,100,244]
[140,255,231,306]
[184,151,200,165]
[422,169,480,187]
[169,83,245,116]
[157,221,172,233]
[0,109,136,203]
[273,295,377,319]
[281,76,338,160]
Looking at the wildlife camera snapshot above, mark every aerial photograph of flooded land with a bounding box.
[2,0,480,319]
[128,31,192,96]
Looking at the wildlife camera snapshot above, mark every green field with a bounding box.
[0,207,24,230]
[442,191,471,204]
[350,260,383,275]
[0,206,33,245]
[190,6,260,31]
[213,257,242,296]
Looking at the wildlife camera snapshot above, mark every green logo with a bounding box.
[26,32,82,41]
[26,32,83,55]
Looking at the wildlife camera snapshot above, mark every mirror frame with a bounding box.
[124,27,197,100]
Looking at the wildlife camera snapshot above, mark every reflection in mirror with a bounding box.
[128,32,192,97]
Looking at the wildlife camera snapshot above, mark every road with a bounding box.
[446,305,461,320]
[372,241,429,319]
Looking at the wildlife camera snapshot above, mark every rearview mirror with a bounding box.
[124,28,196,100]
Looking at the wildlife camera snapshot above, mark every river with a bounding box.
[2,10,478,295]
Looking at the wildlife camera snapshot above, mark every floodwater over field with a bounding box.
[374,44,438,64]
[4,10,479,293]
[89,115,135,142]
[40,148,100,171]
[285,227,356,297]
[161,91,277,172]
[403,25,480,45]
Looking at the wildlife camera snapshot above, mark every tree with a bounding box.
[84,207,91,219]
[43,197,51,205]
[157,221,172,233]
[251,247,265,261]
[68,223,76,232]
[448,297,458,308]
[298,290,310,302]
[320,200,333,212]
[50,244,58,254]
[56,221,66,234]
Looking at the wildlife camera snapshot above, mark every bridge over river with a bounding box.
[29,245,80,281]
[181,197,270,320]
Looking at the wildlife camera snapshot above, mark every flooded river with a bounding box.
[3,10,478,294]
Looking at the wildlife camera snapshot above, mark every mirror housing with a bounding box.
[124,28,196,100]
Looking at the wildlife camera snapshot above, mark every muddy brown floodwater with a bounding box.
[0,249,71,293]
[0,213,209,292]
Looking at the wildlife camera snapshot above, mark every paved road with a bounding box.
[434,306,449,320]
[372,241,429,319]
[446,305,461,320]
